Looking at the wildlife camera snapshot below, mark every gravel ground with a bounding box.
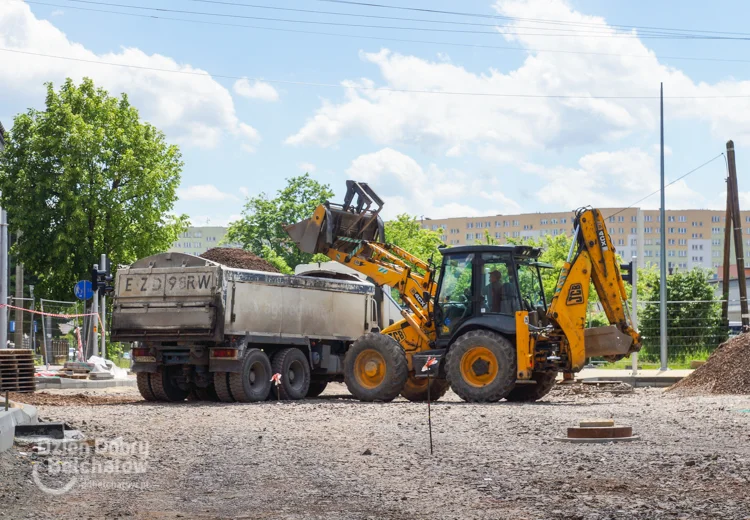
[3,384,750,519]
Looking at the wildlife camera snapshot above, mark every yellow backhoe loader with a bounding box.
[285,180,641,403]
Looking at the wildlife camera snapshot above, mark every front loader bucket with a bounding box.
[284,180,386,255]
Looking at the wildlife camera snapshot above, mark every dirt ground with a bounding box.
[3,384,750,520]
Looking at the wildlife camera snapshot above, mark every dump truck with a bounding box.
[111,252,397,402]
[285,180,642,403]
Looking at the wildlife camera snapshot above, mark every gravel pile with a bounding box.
[200,247,280,273]
[668,332,750,395]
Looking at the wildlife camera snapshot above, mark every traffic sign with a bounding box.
[74,280,94,300]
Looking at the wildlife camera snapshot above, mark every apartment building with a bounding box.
[168,226,236,256]
[421,208,750,275]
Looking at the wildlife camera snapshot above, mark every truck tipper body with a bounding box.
[111,252,391,402]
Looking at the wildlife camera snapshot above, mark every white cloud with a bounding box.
[239,186,249,197]
[346,148,520,219]
[298,162,317,173]
[523,148,705,211]
[178,184,239,202]
[233,78,279,102]
[286,0,750,157]
[50,9,64,17]
[0,2,260,151]
[189,214,242,227]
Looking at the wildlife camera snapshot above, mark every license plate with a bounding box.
[134,356,156,363]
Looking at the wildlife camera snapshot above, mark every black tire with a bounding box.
[344,333,408,402]
[271,348,311,400]
[446,330,516,403]
[306,380,328,398]
[150,366,190,402]
[400,376,450,402]
[229,349,273,403]
[505,371,558,402]
[213,372,235,403]
[193,384,220,401]
[136,373,157,401]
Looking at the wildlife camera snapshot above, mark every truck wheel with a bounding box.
[400,376,450,402]
[136,373,157,401]
[194,384,220,401]
[344,333,408,402]
[229,349,273,403]
[306,380,328,398]
[151,366,190,402]
[213,372,235,403]
[271,348,311,400]
[505,371,558,402]
[446,330,516,403]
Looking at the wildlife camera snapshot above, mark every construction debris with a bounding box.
[200,247,280,273]
[668,332,750,395]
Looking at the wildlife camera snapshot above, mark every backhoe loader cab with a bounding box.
[433,245,547,343]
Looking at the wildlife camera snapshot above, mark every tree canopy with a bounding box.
[225,174,333,270]
[385,214,445,267]
[0,78,186,300]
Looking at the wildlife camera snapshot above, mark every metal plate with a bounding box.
[567,425,633,439]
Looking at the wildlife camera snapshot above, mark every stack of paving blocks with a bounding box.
[0,349,36,393]
[59,361,95,379]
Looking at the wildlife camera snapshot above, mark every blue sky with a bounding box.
[3,0,750,225]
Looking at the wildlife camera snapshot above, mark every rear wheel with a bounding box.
[344,333,408,402]
[446,330,516,403]
[150,366,190,402]
[229,349,273,403]
[400,376,450,402]
[271,348,311,400]
[213,372,235,402]
[306,380,328,398]
[136,373,157,401]
[505,371,557,402]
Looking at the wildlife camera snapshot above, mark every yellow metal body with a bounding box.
[514,311,534,380]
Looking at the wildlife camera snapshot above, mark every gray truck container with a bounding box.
[111,252,386,403]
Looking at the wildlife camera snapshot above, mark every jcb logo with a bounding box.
[566,283,584,305]
[411,288,427,307]
[389,330,406,343]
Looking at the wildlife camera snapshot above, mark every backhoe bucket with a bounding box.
[285,180,386,255]
[584,325,635,359]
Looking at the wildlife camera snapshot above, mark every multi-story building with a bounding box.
[168,226,237,256]
[421,208,750,276]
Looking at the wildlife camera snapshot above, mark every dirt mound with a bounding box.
[8,392,141,406]
[200,248,280,273]
[668,332,750,395]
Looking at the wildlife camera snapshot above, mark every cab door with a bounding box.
[435,253,476,338]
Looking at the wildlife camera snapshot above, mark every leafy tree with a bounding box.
[225,174,333,269]
[0,78,186,300]
[638,268,726,362]
[384,214,445,267]
[260,245,294,275]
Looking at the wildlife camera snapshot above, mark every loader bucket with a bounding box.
[284,180,386,255]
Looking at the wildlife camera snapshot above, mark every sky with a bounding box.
[3,0,750,225]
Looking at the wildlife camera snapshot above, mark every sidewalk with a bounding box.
[35,364,136,390]
[572,368,692,387]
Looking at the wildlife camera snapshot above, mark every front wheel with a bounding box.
[344,333,408,402]
[446,330,516,403]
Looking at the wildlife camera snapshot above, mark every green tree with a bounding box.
[0,78,185,300]
[225,174,333,269]
[384,214,444,267]
[638,268,726,362]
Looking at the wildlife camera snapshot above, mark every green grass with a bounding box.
[594,350,712,370]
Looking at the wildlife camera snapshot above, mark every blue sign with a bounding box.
[9,320,14,333]
[74,280,94,300]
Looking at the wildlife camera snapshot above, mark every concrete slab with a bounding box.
[0,401,39,452]
[571,368,692,388]
[34,376,136,390]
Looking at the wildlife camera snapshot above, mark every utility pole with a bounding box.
[14,233,24,349]
[726,141,749,330]
[100,254,107,359]
[0,209,7,349]
[659,83,668,371]
[721,171,733,326]
[631,255,638,376]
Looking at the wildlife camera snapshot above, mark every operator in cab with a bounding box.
[483,269,506,313]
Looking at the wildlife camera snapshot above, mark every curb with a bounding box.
[34,377,137,391]
[578,376,684,388]
[0,401,39,453]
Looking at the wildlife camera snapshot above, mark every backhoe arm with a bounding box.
[547,208,641,371]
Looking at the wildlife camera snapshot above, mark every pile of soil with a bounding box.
[8,392,140,406]
[668,332,750,395]
[200,248,280,273]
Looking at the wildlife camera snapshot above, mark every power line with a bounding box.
[314,0,750,39]
[4,47,750,99]
[20,1,750,65]
[23,0,750,40]
[607,154,725,218]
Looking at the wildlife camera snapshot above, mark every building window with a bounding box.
[678,250,687,257]
[678,228,686,234]
[645,215,652,222]
[631,215,637,222]
[561,218,567,224]
[467,222,474,229]
[495,221,501,227]
[678,216,686,222]
[551,218,558,224]
[713,251,721,257]
[552,229,559,236]
[668,216,675,222]
[645,227,652,234]
[644,250,652,257]
[475,233,482,239]
[668,239,675,245]
[618,239,625,246]
[541,219,548,225]
[679,239,687,245]
[609,216,615,223]
[668,250,675,257]
[711,227,722,234]
[495,232,501,238]
[512,231,520,238]
[644,239,652,245]
[691,233,703,239]
[466,233,472,239]
[668,227,675,233]
[618,227,624,234]
[712,239,721,246]
[523,224,533,230]
[713,216,721,223]
[504,232,510,238]
[630,239,637,246]
[512,220,519,226]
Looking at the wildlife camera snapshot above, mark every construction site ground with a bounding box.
[3,384,750,520]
